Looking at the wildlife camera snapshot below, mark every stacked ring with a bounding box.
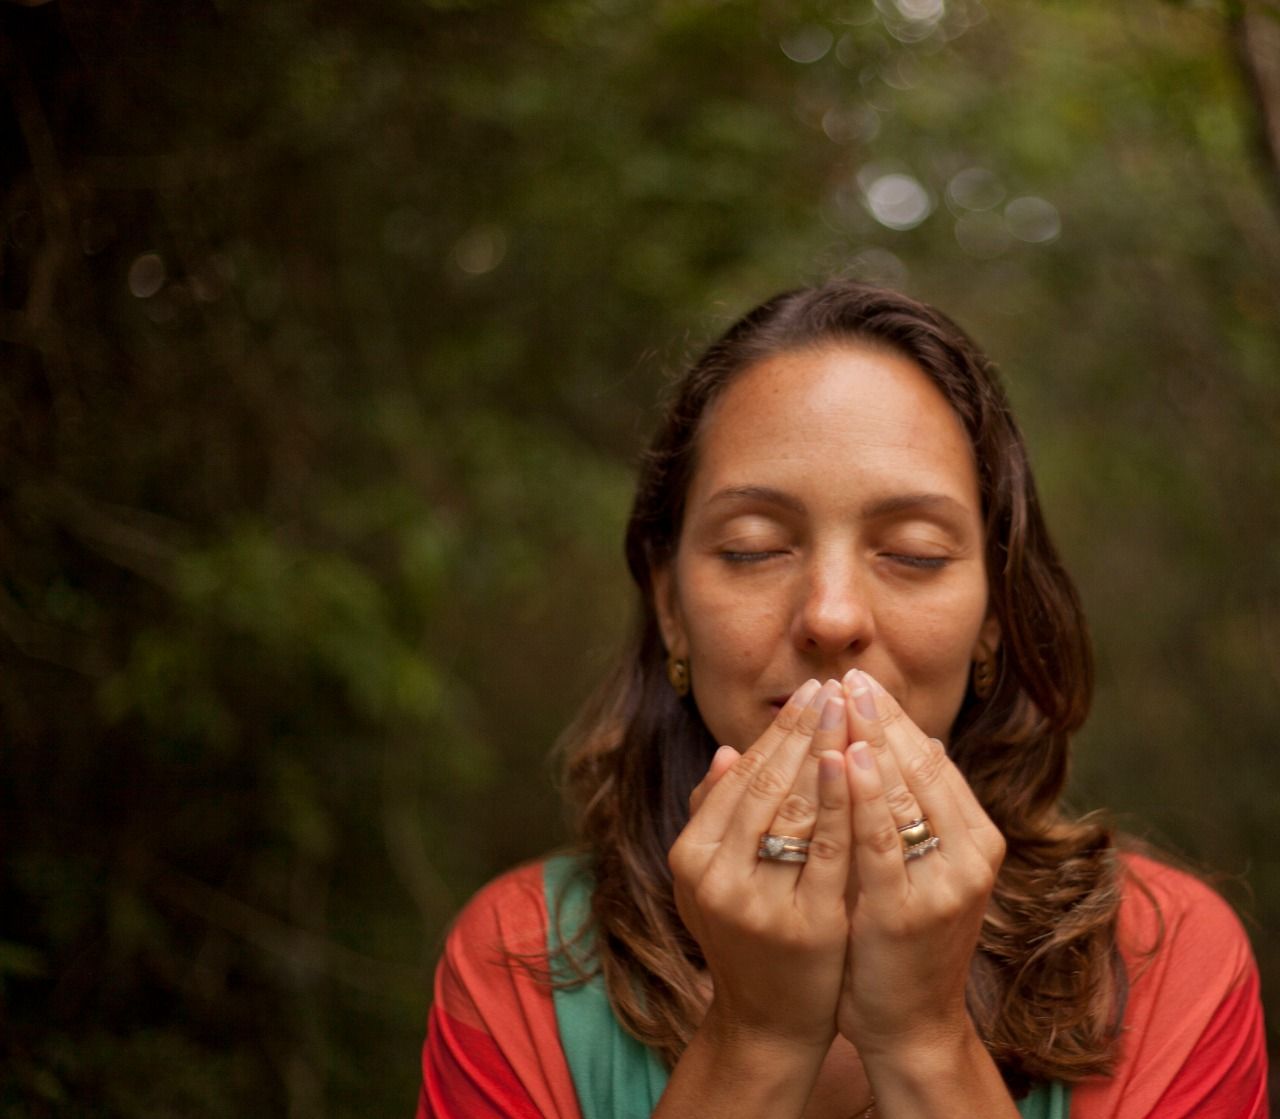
[903,835,941,861]
[896,817,941,862]
[758,833,811,863]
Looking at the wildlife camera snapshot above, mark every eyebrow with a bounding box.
[704,484,805,514]
[861,491,971,521]
[704,485,971,521]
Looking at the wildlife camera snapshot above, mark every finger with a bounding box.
[931,740,1006,869]
[796,748,852,903]
[845,739,909,898]
[689,745,741,817]
[855,676,983,865]
[764,694,849,842]
[842,669,925,833]
[681,678,822,845]
[722,680,842,858]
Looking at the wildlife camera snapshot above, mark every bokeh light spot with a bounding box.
[780,25,834,64]
[127,252,166,299]
[946,166,1004,213]
[821,103,880,144]
[1005,196,1061,242]
[895,0,945,21]
[453,225,507,275]
[862,172,933,230]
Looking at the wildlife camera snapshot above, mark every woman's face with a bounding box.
[653,343,999,751]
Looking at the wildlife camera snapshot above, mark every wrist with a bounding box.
[656,1005,832,1119]
[859,1021,1018,1118]
[700,999,835,1067]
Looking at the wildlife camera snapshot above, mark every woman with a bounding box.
[417,282,1267,1118]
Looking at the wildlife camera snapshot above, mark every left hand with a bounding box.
[835,668,1005,1063]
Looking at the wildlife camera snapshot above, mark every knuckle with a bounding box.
[883,784,919,818]
[793,703,823,735]
[731,748,769,783]
[971,861,997,895]
[667,843,693,882]
[818,784,846,812]
[745,763,791,802]
[879,702,907,729]
[773,791,818,826]
[806,834,845,863]
[866,825,901,856]
[985,829,1007,869]
[905,739,948,789]
[691,875,729,914]
[931,889,965,922]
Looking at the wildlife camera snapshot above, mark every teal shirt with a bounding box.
[543,855,1069,1119]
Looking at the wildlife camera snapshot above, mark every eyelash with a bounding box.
[884,553,950,570]
[719,551,950,570]
[720,550,784,565]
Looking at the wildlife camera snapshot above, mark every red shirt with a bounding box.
[419,853,1268,1118]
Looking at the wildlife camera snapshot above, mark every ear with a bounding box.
[650,564,689,660]
[974,612,1001,662]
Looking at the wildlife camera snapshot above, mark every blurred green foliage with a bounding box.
[2,0,1278,1114]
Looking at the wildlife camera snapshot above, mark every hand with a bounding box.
[669,678,854,1053]
[836,669,1006,1063]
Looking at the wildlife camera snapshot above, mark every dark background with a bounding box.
[2,0,1278,1114]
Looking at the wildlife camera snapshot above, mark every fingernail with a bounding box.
[818,750,843,782]
[711,744,736,769]
[851,683,877,721]
[793,679,821,707]
[842,666,860,689]
[849,742,875,771]
[819,696,845,730]
[808,679,839,711]
[863,672,887,696]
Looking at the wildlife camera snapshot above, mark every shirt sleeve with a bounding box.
[1070,854,1269,1119]
[417,862,583,1119]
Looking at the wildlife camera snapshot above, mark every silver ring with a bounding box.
[758,833,811,863]
[903,835,941,862]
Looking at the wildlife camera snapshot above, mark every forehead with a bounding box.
[689,343,980,511]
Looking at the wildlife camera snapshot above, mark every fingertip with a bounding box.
[792,678,821,708]
[847,741,875,772]
[817,748,845,783]
[818,695,845,731]
[861,671,887,697]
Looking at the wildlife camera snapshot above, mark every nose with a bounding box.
[791,551,875,660]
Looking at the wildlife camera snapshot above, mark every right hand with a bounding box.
[668,678,854,1053]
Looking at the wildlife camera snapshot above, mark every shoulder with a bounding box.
[422,858,586,1119]
[1069,852,1267,1119]
[444,859,551,964]
[1113,852,1254,977]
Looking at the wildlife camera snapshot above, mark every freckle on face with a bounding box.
[657,344,994,752]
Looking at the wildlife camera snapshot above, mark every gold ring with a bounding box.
[896,817,933,850]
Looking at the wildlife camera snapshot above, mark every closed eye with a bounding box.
[883,553,950,570]
[720,550,787,565]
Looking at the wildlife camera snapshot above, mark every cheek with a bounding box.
[678,566,789,672]
[879,586,987,727]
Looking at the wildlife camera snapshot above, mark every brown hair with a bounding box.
[561,281,1125,1092]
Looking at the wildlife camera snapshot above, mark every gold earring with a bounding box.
[972,652,996,700]
[667,656,690,698]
